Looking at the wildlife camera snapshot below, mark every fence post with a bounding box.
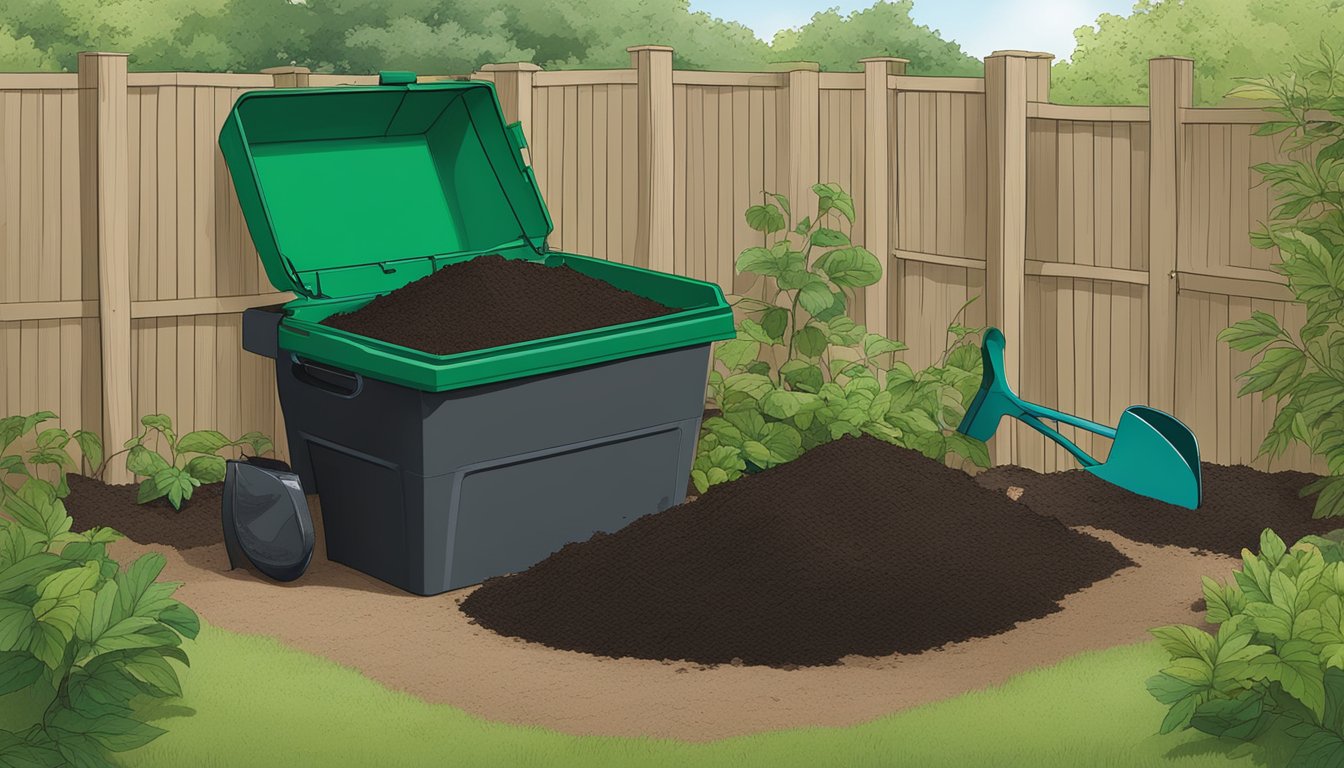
[983,50,1052,466]
[478,62,540,151]
[1147,57,1192,413]
[860,56,907,335]
[779,62,821,233]
[629,45,675,274]
[260,65,310,88]
[77,52,133,483]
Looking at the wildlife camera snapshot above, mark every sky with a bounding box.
[689,0,1136,60]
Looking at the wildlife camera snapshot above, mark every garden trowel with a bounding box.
[957,327,1202,509]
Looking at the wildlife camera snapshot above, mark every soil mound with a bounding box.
[459,435,1134,668]
[976,463,1329,557]
[64,474,224,550]
[321,254,677,355]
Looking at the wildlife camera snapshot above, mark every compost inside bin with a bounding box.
[459,435,1134,668]
[320,254,678,356]
[976,463,1329,557]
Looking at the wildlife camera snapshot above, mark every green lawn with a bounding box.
[42,622,1254,768]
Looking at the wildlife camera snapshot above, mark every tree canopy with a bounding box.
[1052,0,1344,105]
[0,0,978,75]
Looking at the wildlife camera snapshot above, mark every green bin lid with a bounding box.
[218,72,553,299]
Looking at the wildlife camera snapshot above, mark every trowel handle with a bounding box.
[977,327,1117,440]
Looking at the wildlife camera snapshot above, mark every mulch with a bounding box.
[63,473,225,551]
[320,254,677,355]
[974,462,1331,558]
[459,435,1134,668]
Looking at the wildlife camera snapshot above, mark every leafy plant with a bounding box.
[1218,42,1344,518]
[122,414,274,510]
[1,412,103,501]
[1148,528,1344,764]
[0,474,199,767]
[694,183,990,494]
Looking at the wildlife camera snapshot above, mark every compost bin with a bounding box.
[221,71,734,595]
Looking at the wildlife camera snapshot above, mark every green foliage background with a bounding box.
[0,0,978,75]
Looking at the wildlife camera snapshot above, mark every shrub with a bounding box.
[693,183,990,493]
[1218,42,1344,518]
[1149,528,1344,763]
[0,412,102,501]
[0,474,199,767]
[122,414,274,510]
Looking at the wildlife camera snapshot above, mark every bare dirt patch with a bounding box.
[107,497,1233,741]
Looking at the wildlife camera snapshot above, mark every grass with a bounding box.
[37,623,1253,768]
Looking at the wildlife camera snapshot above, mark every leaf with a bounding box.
[1263,528,1289,567]
[1238,347,1307,398]
[34,429,69,451]
[1189,692,1266,740]
[760,308,789,341]
[814,247,883,288]
[46,707,165,753]
[1203,576,1248,623]
[124,446,168,479]
[760,390,804,419]
[175,430,231,455]
[945,433,991,468]
[1220,311,1289,352]
[1151,624,1216,662]
[810,227,850,247]
[812,182,855,222]
[114,554,166,621]
[152,468,199,510]
[183,456,226,484]
[135,478,165,505]
[779,361,824,394]
[744,204,786,234]
[792,216,811,235]
[1158,692,1200,735]
[1305,476,1344,520]
[797,280,834,316]
[0,651,44,696]
[715,339,760,373]
[1269,639,1327,720]
[722,373,775,400]
[738,319,783,346]
[138,414,173,440]
[863,333,908,358]
[793,326,828,358]
[765,193,791,222]
[237,432,274,457]
[71,430,103,474]
[0,555,63,597]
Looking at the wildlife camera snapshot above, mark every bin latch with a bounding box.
[378,70,417,86]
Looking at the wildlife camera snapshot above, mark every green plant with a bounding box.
[0,412,103,501]
[0,474,199,767]
[1218,42,1344,518]
[122,414,273,510]
[693,183,990,493]
[1147,528,1344,764]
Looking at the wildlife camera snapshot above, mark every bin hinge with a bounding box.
[507,122,528,153]
[378,71,417,86]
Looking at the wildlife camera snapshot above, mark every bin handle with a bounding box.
[290,354,363,398]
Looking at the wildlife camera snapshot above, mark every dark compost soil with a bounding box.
[975,463,1328,557]
[460,435,1134,668]
[320,254,677,356]
[63,474,224,550]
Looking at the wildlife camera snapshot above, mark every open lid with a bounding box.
[218,72,553,299]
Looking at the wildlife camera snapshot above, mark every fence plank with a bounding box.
[1148,56,1192,412]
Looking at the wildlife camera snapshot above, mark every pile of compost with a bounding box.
[459,435,1133,668]
[63,474,225,550]
[320,254,677,355]
[976,463,1330,557]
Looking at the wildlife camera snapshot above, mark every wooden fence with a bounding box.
[0,48,1324,480]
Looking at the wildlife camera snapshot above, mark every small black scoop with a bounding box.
[222,456,314,582]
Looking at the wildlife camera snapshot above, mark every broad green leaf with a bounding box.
[766,192,791,222]
[1147,671,1203,706]
[738,318,784,346]
[47,707,165,753]
[760,307,789,340]
[760,390,805,420]
[812,183,856,222]
[810,227,850,247]
[689,470,710,494]
[1151,624,1216,662]
[1268,639,1327,719]
[152,468,199,510]
[797,279,835,316]
[135,478,165,505]
[114,554,166,621]
[0,651,44,696]
[138,414,174,439]
[815,247,882,288]
[1202,576,1248,623]
[793,326,828,358]
[0,556,63,598]
[34,429,69,451]
[237,432,274,457]
[1219,311,1289,352]
[1158,693,1200,735]
[714,339,761,372]
[780,361,824,394]
[1262,528,1289,567]
[124,446,168,479]
[72,430,103,473]
[1188,692,1266,740]
[744,204,786,234]
[863,333,908,359]
[792,216,812,235]
[945,433,991,467]
[183,456,226,485]
[175,430,231,455]
[723,373,775,400]
[122,653,181,697]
